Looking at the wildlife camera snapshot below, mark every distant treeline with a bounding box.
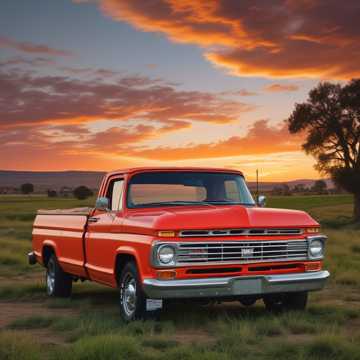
[0,183,96,200]
[261,180,345,196]
[1,179,346,199]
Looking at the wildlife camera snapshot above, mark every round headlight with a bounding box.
[309,239,323,257]
[158,246,175,264]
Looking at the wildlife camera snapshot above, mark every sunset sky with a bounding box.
[1,0,359,181]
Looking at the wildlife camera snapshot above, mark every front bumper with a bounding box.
[143,270,330,299]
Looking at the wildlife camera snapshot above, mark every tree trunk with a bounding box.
[354,192,360,223]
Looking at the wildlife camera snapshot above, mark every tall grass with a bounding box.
[0,331,42,360]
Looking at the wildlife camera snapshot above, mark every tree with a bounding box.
[47,189,57,198]
[20,183,34,195]
[288,79,360,221]
[272,184,291,196]
[73,186,93,200]
[293,183,306,193]
[312,180,327,194]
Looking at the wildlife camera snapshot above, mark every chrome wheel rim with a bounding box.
[46,260,55,295]
[122,273,137,317]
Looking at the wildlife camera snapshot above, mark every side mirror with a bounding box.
[95,197,110,211]
[257,195,266,207]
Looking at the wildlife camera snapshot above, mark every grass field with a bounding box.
[0,194,359,360]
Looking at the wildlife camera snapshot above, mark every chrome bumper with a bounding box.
[143,270,330,299]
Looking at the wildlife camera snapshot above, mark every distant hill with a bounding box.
[0,170,333,193]
[0,170,105,192]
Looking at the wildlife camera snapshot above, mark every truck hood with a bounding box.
[123,205,318,233]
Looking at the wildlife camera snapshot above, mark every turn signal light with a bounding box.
[304,227,320,234]
[158,230,176,237]
[156,270,176,280]
[304,262,322,272]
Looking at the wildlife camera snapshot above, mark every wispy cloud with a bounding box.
[118,120,303,160]
[0,36,72,56]
[1,119,303,170]
[0,67,254,129]
[263,83,299,93]
[0,56,55,67]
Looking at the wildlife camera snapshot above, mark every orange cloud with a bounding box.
[85,0,360,79]
[117,120,304,160]
[0,36,72,56]
[264,84,299,93]
[1,116,307,179]
[1,119,302,162]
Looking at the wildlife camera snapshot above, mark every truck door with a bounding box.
[85,176,125,285]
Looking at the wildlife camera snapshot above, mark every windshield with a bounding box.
[127,171,255,208]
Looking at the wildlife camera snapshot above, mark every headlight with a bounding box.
[158,245,175,265]
[309,239,323,258]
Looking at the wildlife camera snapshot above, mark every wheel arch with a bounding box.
[42,240,58,266]
[114,247,141,285]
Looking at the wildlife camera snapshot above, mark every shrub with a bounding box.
[73,186,93,200]
[20,183,34,195]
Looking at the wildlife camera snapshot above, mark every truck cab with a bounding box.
[30,167,329,321]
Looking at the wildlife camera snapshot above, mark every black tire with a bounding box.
[118,261,147,322]
[263,292,308,312]
[46,254,72,297]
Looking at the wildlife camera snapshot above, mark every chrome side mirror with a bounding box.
[257,195,266,207]
[95,197,109,211]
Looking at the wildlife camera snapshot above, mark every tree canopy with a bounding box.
[288,79,360,221]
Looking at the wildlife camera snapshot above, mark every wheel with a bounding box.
[46,254,72,297]
[263,292,308,312]
[118,261,147,322]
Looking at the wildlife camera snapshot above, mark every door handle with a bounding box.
[88,217,99,223]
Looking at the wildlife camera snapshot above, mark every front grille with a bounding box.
[176,239,308,265]
[179,228,302,237]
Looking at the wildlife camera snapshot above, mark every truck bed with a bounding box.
[32,208,93,277]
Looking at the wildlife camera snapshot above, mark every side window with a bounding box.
[106,179,124,211]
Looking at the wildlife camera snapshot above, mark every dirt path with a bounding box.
[0,301,78,345]
[0,271,43,286]
[0,302,77,328]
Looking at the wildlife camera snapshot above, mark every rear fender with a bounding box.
[41,240,58,265]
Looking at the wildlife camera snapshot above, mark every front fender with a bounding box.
[114,246,144,279]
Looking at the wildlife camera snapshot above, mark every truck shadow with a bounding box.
[68,284,275,323]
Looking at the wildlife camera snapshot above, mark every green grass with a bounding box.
[0,193,359,359]
[0,331,42,360]
[267,194,353,212]
[0,195,93,276]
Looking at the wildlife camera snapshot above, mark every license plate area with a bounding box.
[232,278,262,295]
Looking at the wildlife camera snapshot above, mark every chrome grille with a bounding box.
[176,239,308,265]
[179,228,303,237]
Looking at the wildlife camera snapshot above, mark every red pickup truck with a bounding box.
[29,167,329,321]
